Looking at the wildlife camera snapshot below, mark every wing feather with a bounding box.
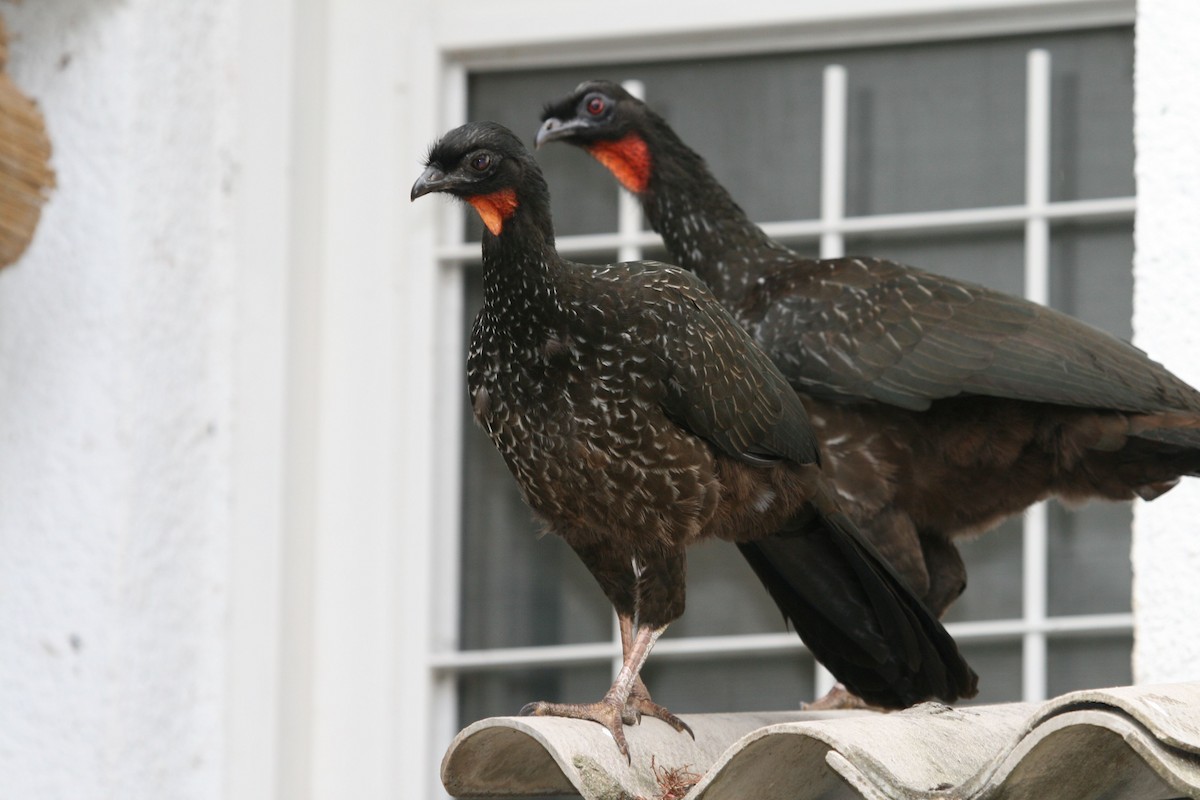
[601,261,821,466]
[754,257,1200,414]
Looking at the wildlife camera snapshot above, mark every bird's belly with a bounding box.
[472,379,717,548]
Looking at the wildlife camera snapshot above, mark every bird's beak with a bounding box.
[535,116,588,148]
[410,166,449,201]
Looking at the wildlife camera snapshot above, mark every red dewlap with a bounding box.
[468,188,519,235]
[587,134,651,194]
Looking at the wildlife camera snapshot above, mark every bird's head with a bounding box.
[537,80,653,194]
[411,121,549,237]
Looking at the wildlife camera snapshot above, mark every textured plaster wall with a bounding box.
[1133,0,1200,684]
[0,2,236,797]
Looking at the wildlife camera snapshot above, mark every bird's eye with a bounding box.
[470,153,492,172]
[586,96,606,116]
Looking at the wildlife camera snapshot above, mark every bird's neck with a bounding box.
[479,205,563,329]
[638,127,792,302]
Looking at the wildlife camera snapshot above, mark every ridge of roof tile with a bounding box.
[442,682,1200,799]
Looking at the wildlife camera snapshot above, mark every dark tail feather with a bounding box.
[1131,427,1200,450]
[738,509,978,708]
[1130,411,1200,451]
[1109,426,1200,494]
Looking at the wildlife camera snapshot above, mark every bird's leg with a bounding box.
[522,623,667,761]
[618,614,693,737]
[918,533,967,618]
[619,613,652,724]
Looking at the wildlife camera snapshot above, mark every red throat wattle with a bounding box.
[586,134,651,194]
[467,188,519,235]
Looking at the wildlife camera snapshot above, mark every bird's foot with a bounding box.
[801,683,885,711]
[520,697,632,760]
[622,679,694,739]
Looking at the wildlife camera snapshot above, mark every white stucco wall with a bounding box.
[1132,0,1200,684]
[0,2,236,797]
[0,0,430,796]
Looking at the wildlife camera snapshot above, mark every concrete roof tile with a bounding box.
[441,682,1200,799]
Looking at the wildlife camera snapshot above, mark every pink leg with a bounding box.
[523,622,683,760]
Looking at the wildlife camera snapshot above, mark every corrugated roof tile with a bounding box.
[441,682,1200,799]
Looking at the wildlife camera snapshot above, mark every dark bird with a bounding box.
[412,121,977,757]
[538,80,1200,705]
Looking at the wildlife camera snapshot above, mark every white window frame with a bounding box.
[420,3,1137,797]
[221,3,1200,800]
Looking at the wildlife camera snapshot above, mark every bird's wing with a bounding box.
[753,257,1200,413]
[608,262,821,466]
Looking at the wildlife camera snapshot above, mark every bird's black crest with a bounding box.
[424,120,528,170]
[540,79,635,121]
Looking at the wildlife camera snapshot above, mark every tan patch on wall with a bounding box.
[0,13,55,268]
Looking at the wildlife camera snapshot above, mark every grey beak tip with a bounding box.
[410,166,445,201]
[535,118,560,149]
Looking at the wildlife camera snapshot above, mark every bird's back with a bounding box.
[741,254,1200,415]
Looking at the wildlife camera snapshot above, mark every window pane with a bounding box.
[640,656,815,713]
[841,28,1133,215]
[1044,220,1135,619]
[457,665,613,729]
[1045,32,1135,202]
[612,57,824,224]
[1047,636,1133,697]
[843,42,1026,214]
[1047,502,1132,617]
[943,516,1024,623]
[469,27,1131,231]
[663,541,796,639]
[1050,221,1135,338]
[844,229,1025,296]
[470,53,828,231]
[958,641,1023,705]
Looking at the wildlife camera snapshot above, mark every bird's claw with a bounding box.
[622,678,693,736]
[624,695,694,738]
[519,698,632,761]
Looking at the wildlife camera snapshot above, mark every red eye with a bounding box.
[586,96,605,116]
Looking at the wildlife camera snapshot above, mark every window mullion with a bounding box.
[433,197,1135,265]
[1022,48,1053,704]
[617,79,647,266]
[811,63,851,700]
[819,64,848,260]
[431,612,1134,673]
